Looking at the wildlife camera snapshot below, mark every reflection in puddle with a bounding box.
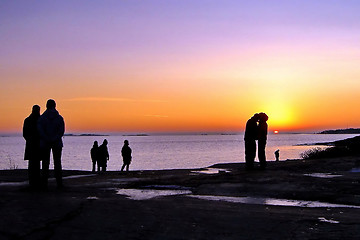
[63,174,96,179]
[191,168,230,175]
[189,195,360,208]
[303,173,342,178]
[117,188,192,200]
[143,185,192,190]
[350,168,360,173]
[110,178,142,183]
[0,181,27,187]
[318,217,339,224]
[0,174,97,187]
[86,196,99,200]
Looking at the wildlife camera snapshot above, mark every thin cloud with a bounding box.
[64,97,166,103]
[144,114,169,118]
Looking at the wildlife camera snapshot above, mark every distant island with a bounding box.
[318,128,360,134]
[122,134,149,137]
[64,133,109,137]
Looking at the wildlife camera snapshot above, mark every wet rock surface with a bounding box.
[1,157,360,239]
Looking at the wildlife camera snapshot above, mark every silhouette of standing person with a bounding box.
[244,113,259,170]
[98,139,109,172]
[275,149,280,161]
[90,141,99,172]
[258,112,268,169]
[38,99,65,189]
[121,140,132,172]
[23,105,41,189]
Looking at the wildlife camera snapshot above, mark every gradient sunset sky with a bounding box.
[1,0,360,134]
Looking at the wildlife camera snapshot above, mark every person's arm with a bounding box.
[23,119,29,140]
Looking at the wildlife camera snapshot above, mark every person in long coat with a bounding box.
[98,139,109,172]
[121,140,132,172]
[23,105,41,189]
[244,113,259,170]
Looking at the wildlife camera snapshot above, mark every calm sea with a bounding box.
[0,134,358,171]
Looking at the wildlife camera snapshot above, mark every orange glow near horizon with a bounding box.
[1,2,360,134]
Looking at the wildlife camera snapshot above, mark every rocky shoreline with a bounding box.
[1,156,360,239]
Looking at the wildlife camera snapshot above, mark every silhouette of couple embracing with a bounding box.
[244,112,268,170]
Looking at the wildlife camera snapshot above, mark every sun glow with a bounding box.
[260,99,297,131]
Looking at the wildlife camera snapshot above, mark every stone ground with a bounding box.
[1,156,360,240]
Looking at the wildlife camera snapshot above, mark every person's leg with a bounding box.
[28,159,35,188]
[245,140,256,170]
[258,140,267,169]
[126,164,129,172]
[34,159,41,188]
[41,147,51,189]
[92,161,96,172]
[53,146,63,187]
[29,159,41,189]
[121,163,125,171]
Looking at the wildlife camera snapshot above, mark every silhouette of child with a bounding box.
[275,149,280,161]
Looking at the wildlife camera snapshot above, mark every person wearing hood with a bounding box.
[23,105,41,189]
[38,99,65,188]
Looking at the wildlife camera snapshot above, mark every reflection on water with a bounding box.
[86,196,99,200]
[0,174,96,187]
[189,195,360,208]
[191,168,230,175]
[303,173,342,178]
[0,181,27,187]
[2,133,359,171]
[63,174,96,179]
[116,187,360,208]
[117,188,192,200]
[350,168,360,173]
[318,217,340,224]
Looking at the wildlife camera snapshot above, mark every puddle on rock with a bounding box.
[117,188,192,200]
[350,168,360,173]
[191,168,230,175]
[189,195,360,208]
[318,217,340,224]
[0,181,27,187]
[303,173,342,178]
[86,196,99,200]
[143,185,192,190]
[63,174,96,179]
[0,174,97,187]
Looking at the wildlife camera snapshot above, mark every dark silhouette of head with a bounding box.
[103,139,108,145]
[259,112,268,122]
[93,141,98,147]
[251,113,260,121]
[46,99,56,110]
[124,140,129,145]
[32,105,40,115]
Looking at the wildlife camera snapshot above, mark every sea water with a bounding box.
[0,133,358,171]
